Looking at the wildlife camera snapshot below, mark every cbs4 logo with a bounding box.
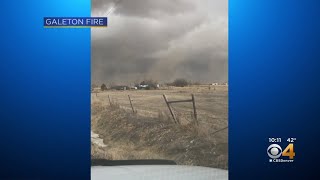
[267,143,295,159]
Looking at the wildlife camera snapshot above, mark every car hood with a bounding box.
[91,165,228,180]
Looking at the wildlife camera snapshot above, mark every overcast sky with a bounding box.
[91,0,228,85]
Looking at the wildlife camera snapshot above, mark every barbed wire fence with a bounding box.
[92,92,228,136]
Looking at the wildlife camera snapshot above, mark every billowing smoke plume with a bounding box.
[91,0,228,84]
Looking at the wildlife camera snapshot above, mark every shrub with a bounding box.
[101,84,107,91]
[172,78,189,87]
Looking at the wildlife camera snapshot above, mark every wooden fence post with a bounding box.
[108,95,112,105]
[191,94,198,126]
[163,94,178,124]
[128,95,135,113]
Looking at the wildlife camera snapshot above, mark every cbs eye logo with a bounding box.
[267,143,295,159]
[267,144,282,158]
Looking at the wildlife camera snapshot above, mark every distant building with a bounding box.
[110,85,129,90]
[139,84,149,89]
[91,87,101,92]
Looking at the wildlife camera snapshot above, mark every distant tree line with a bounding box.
[96,78,198,91]
[172,78,189,87]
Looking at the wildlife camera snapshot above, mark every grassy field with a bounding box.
[91,85,228,169]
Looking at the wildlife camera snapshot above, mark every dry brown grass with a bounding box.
[91,91,228,169]
[91,142,110,159]
[93,85,228,133]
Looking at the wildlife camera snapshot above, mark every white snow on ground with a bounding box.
[91,131,107,148]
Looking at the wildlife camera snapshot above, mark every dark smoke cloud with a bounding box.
[92,0,194,17]
[92,0,228,84]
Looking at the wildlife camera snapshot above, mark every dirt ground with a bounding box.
[91,85,228,169]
